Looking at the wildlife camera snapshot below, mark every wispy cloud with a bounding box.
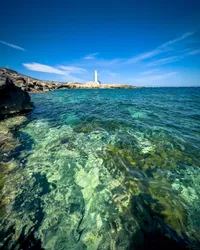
[84,53,98,60]
[23,62,86,82]
[23,63,67,75]
[58,65,86,73]
[147,56,182,66]
[186,49,200,55]
[126,32,194,64]
[100,70,120,77]
[160,32,194,48]
[140,69,160,75]
[126,50,162,64]
[83,53,122,67]
[0,40,25,51]
[97,59,122,67]
[81,57,122,68]
[147,47,200,66]
[135,72,178,83]
[23,63,86,75]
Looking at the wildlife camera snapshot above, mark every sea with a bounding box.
[0,88,200,249]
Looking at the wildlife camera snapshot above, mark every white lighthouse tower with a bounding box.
[94,70,98,83]
[86,70,101,85]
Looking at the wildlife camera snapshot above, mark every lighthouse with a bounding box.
[94,70,98,83]
[86,70,101,85]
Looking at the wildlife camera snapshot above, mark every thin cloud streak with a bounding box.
[186,49,200,55]
[58,65,86,73]
[147,56,182,66]
[160,32,194,48]
[135,72,178,83]
[100,70,120,77]
[0,40,25,51]
[126,32,194,64]
[23,63,67,75]
[23,63,87,83]
[81,58,122,67]
[23,63,86,75]
[84,53,98,60]
[126,49,162,64]
[100,59,122,66]
[141,69,160,75]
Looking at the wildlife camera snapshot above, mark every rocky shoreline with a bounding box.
[0,67,137,93]
[0,68,69,93]
[0,70,33,120]
[0,67,138,120]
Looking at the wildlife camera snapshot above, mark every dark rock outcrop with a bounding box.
[0,71,33,120]
[0,67,71,92]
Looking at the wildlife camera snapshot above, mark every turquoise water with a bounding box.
[1,88,200,249]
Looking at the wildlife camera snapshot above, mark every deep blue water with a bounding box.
[1,88,200,249]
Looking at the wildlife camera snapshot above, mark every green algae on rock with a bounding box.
[0,116,28,221]
[0,116,28,157]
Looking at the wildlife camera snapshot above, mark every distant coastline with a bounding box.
[0,68,140,92]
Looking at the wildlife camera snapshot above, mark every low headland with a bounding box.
[0,67,139,153]
[0,67,138,93]
[0,67,140,119]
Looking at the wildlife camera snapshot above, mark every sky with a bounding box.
[1,0,200,87]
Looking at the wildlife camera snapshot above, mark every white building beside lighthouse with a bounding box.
[86,70,101,85]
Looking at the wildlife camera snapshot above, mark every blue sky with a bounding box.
[1,0,200,86]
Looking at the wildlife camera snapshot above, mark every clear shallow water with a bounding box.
[1,88,200,249]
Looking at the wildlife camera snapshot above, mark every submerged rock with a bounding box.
[0,116,28,159]
[0,116,28,219]
[0,71,33,119]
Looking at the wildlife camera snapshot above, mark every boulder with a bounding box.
[0,71,33,120]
